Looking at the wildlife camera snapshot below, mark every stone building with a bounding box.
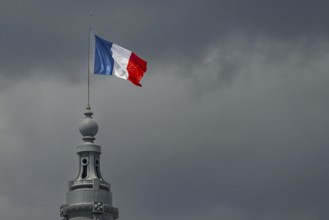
[60,107,119,220]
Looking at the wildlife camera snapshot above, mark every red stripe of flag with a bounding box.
[127,52,147,87]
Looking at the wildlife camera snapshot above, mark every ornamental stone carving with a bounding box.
[60,205,67,217]
[93,202,104,213]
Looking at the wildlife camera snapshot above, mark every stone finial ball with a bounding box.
[79,117,99,137]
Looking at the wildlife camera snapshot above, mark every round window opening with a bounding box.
[95,159,100,166]
[82,158,88,165]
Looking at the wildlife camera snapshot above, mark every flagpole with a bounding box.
[87,12,93,110]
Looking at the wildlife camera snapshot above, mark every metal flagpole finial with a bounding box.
[89,12,93,28]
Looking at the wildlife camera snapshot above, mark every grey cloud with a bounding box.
[0,1,328,220]
[1,0,329,84]
[0,51,329,220]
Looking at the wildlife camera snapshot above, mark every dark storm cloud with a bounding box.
[94,66,329,220]
[2,70,329,220]
[0,0,329,83]
[0,1,329,220]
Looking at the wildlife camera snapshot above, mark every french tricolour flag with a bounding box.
[94,35,147,87]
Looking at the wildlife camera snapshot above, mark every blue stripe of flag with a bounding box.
[94,35,114,75]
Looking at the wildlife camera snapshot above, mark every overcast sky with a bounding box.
[0,1,329,220]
